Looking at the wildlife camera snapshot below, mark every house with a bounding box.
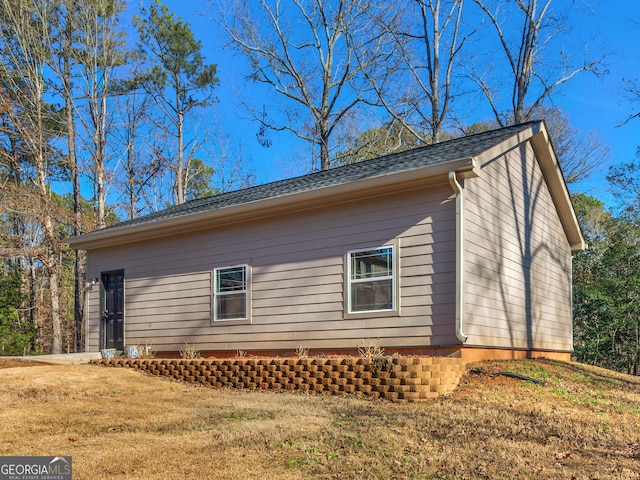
[66,120,585,362]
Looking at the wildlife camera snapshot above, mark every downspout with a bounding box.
[570,254,575,354]
[84,281,90,352]
[448,171,467,343]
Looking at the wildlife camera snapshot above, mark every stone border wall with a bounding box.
[91,356,464,402]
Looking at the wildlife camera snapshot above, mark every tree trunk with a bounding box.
[35,81,63,354]
[429,0,441,143]
[176,88,185,204]
[96,159,105,227]
[320,141,330,171]
[48,264,63,354]
[97,72,108,226]
[319,117,331,171]
[128,133,136,219]
[28,258,39,353]
[63,18,84,352]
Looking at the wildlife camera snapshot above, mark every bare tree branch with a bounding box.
[619,78,640,127]
[364,0,473,144]
[470,0,605,125]
[214,0,394,170]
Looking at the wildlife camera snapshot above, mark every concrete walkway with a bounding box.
[5,352,102,364]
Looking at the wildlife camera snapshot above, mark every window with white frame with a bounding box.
[213,265,248,321]
[348,246,395,313]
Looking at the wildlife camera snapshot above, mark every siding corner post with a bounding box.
[448,171,468,343]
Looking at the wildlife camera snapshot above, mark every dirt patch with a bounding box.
[0,358,52,368]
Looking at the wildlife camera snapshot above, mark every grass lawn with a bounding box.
[0,358,639,479]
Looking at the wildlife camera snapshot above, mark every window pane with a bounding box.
[216,267,246,292]
[351,279,393,312]
[214,265,248,321]
[351,247,393,280]
[216,293,247,320]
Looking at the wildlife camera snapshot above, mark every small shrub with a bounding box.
[141,339,155,358]
[295,345,309,358]
[357,339,385,358]
[179,343,201,359]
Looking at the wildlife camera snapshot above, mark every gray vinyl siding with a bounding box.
[85,183,458,352]
[463,142,573,351]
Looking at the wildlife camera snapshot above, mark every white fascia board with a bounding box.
[528,123,586,252]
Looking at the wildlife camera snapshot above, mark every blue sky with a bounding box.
[552,0,640,205]
[142,0,639,209]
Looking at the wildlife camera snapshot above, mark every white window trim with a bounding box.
[346,244,397,315]
[212,264,251,323]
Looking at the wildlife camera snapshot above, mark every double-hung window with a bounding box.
[213,265,249,321]
[348,246,395,313]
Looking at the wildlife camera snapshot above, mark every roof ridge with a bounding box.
[90,121,540,234]
[180,120,540,206]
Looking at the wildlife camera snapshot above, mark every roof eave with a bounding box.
[65,157,476,250]
[528,122,586,252]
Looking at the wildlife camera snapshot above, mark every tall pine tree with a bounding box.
[134,0,218,205]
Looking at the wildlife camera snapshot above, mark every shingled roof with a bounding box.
[95,121,539,233]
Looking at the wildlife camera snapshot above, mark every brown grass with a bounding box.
[0,358,638,479]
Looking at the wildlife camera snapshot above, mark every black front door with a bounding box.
[103,272,124,350]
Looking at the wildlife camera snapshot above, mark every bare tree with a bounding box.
[72,0,127,228]
[536,106,609,185]
[206,133,256,194]
[367,0,472,144]
[44,0,127,351]
[110,84,157,220]
[215,0,395,171]
[471,0,604,126]
[49,0,85,352]
[132,129,175,215]
[0,107,39,353]
[335,118,422,164]
[0,0,65,353]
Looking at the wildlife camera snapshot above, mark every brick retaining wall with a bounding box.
[91,356,465,402]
